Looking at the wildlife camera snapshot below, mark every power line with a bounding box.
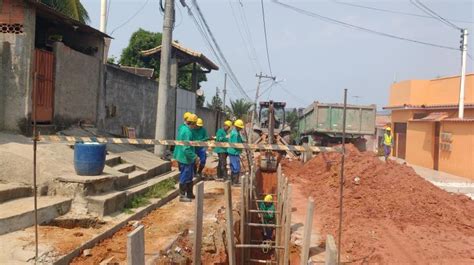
[332,1,473,25]
[273,0,458,51]
[187,0,251,100]
[237,1,263,71]
[260,0,273,75]
[109,0,150,36]
[275,83,309,106]
[410,0,461,30]
[228,0,258,73]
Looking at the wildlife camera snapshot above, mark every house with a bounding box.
[384,74,474,179]
[0,0,110,133]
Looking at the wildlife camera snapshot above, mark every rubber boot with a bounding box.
[186,182,195,199]
[231,173,240,185]
[179,184,191,202]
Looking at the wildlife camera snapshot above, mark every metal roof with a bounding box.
[141,41,219,71]
[384,103,474,110]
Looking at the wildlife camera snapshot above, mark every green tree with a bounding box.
[119,29,207,91]
[41,0,90,24]
[229,99,253,122]
[207,94,223,111]
[285,109,299,140]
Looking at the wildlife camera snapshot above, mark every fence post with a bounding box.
[240,175,247,264]
[225,181,236,265]
[283,185,292,265]
[301,197,315,265]
[127,225,145,265]
[193,181,204,265]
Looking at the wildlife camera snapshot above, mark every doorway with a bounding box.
[33,49,54,122]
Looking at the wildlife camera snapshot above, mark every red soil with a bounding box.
[282,145,474,264]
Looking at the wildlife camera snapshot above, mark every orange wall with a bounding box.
[439,122,474,180]
[406,122,434,169]
[388,74,474,107]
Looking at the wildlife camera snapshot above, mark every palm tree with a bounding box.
[41,0,90,24]
[229,99,253,122]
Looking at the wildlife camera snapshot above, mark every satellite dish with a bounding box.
[196,88,204,96]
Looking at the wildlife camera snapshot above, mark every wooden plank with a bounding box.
[325,235,338,265]
[240,175,247,265]
[301,197,315,265]
[127,225,145,265]
[224,181,236,265]
[283,185,292,265]
[193,181,204,265]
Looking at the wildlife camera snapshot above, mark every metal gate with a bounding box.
[33,49,54,122]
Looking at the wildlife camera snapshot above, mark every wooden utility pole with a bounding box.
[193,182,204,265]
[225,181,236,265]
[154,0,175,156]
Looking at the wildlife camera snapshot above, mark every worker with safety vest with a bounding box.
[383,127,393,162]
[227,119,244,185]
[192,118,209,180]
[258,194,275,241]
[214,120,232,180]
[173,113,198,202]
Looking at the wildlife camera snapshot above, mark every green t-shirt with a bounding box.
[227,128,243,155]
[214,128,228,154]
[258,202,275,222]
[173,124,196,164]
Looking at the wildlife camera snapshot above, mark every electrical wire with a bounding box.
[272,0,458,51]
[410,0,461,30]
[109,0,150,36]
[228,0,258,73]
[191,0,251,100]
[275,83,309,106]
[260,0,273,75]
[332,1,473,25]
[238,1,263,71]
[106,0,112,28]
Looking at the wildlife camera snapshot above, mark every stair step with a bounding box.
[105,155,121,167]
[128,170,148,187]
[86,191,127,217]
[0,183,32,203]
[0,196,71,235]
[126,170,180,200]
[114,163,136,174]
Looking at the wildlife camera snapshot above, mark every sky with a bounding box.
[81,0,473,109]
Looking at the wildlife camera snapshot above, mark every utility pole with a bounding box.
[154,0,175,156]
[100,0,107,33]
[222,73,227,113]
[458,28,468,119]
[248,72,275,145]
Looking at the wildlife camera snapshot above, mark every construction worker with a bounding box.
[259,194,275,241]
[173,113,198,202]
[214,120,232,180]
[227,119,244,185]
[193,118,209,179]
[383,127,393,162]
[177,111,192,134]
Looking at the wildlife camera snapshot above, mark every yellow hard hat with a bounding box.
[264,194,273,202]
[197,118,204,127]
[385,127,392,131]
[187,113,198,123]
[183,112,192,121]
[234,119,244,129]
[224,120,232,127]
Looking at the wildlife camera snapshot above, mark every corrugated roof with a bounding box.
[442,118,474,123]
[384,103,474,110]
[141,41,218,71]
[409,112,449,122]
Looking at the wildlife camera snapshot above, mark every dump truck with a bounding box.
[298,102,376,148]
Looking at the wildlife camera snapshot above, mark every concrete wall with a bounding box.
[175,88,196,136]
[406,122,435,169]
[0,2,35,131]
[439,122,474,180]
[196,107,225,137]
[388,74,474,107]
[53,42,101,125]
[104,65,158,138]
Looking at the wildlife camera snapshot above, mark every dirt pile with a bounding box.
[282,145,474,264]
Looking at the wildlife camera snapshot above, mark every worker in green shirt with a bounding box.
[192,118,209,179]
[177,111,192,134]
[228,119,244,185]
[214,120,232,180]
[259,194,275,240]
[173,113,198,202]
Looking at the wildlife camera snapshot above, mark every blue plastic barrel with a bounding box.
[74,142,107,176]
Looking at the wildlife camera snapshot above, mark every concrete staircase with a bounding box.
[0,183,72,235]
[51,153,179,217]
